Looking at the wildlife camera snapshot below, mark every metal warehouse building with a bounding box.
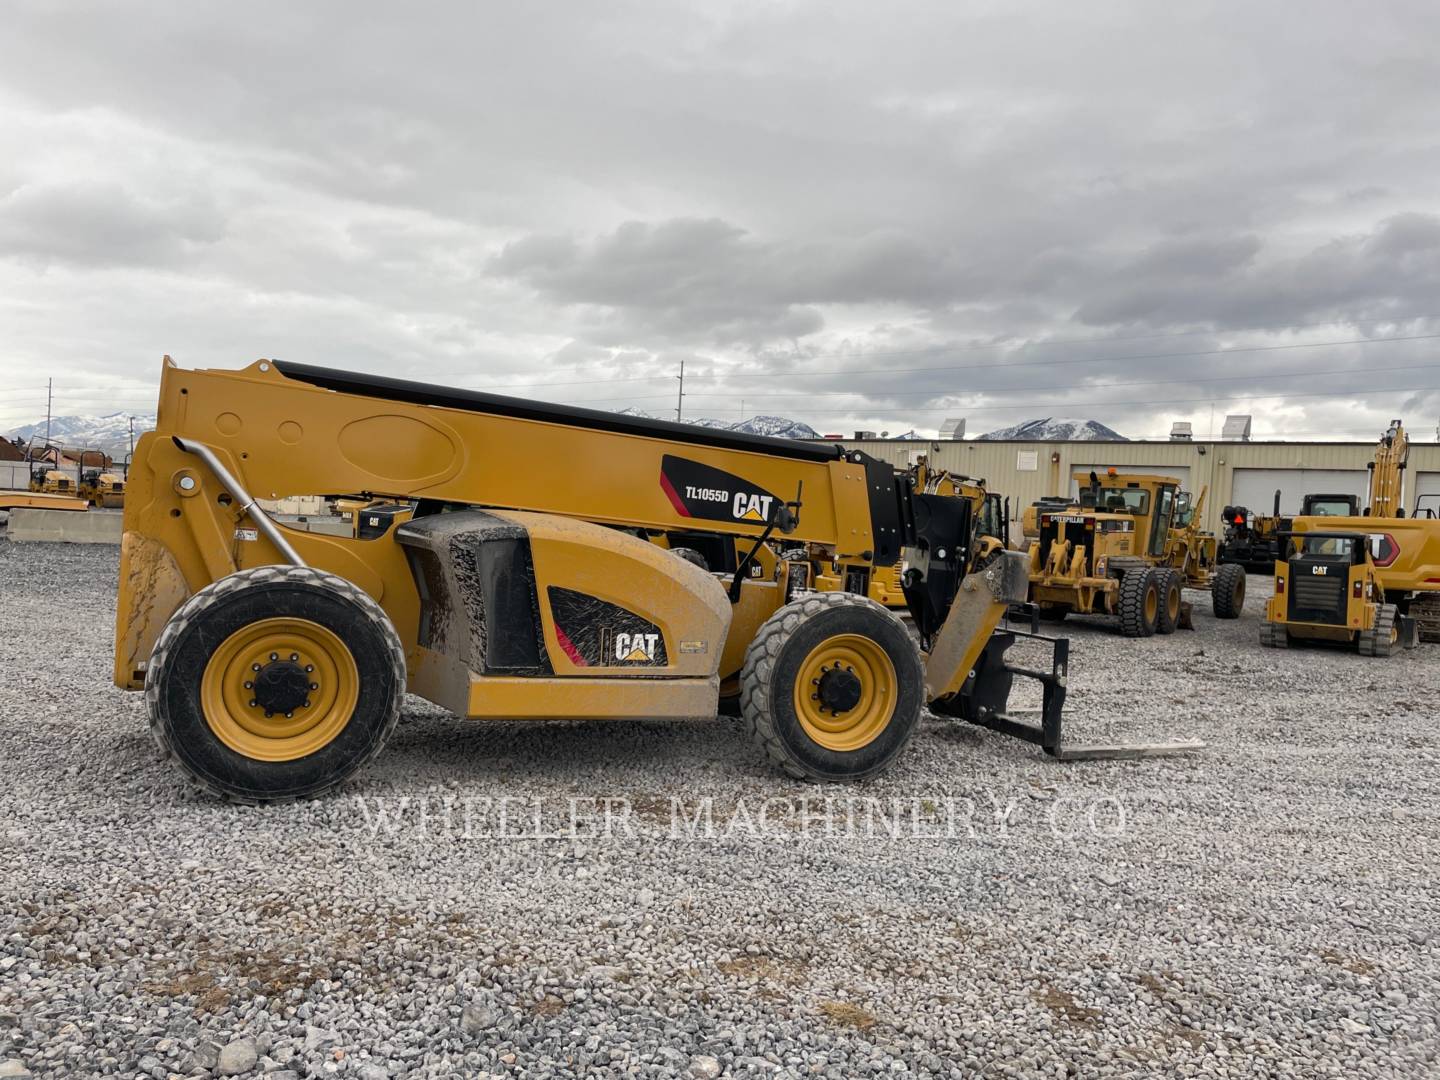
[848,437,1440,536]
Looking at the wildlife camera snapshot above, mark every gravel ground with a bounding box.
[1,537,1437,1079]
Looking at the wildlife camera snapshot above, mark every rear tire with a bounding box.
[1212,563,1246,619]
[1155,569,1183,635]
[1358,603,1398,658]
[1118,569,1160,638]
[740,592,922,781]
[145,566,405,803]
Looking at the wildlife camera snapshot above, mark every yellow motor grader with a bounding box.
[1027,469,1246,636]
[114,359,1204,802]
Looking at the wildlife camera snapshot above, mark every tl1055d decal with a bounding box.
[660,454,779,524]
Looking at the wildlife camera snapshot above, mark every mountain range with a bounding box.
[976,417,1127,441]
[6,412,157,459]
[6,409,1126,458]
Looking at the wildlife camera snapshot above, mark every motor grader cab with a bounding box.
[1261,531,1417,655]
[1026,469,1245,637]
[1275,421,1440,642]
[114,359,1203,802]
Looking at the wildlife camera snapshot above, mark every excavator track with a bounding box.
[1409,594,1440,643]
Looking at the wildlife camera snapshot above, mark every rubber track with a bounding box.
[739,591,917,780]
[145,565,406,804]
[1358,603,1397,658]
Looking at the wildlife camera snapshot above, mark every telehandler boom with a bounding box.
[115,359,1193,802]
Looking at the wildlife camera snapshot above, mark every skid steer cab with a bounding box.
[1261,532,1417,656]
[115,358,1199,803]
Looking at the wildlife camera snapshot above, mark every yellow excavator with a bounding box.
[114,358,1199,802]
[1271,420,1440,645]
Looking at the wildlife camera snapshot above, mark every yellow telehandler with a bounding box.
[113,358,1201,802]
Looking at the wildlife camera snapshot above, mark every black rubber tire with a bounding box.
[1358,603,1398,658]
[1037,606,1069,623]
[1118,568,1159,638]
[1155,569,1183,635]
[146,565,405,803]
[670,546,710,570]
[1212,563,1246,619]
[1258,620,1288,648]
[739,592,922,781]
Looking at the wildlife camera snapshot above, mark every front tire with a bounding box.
[146,566,405,803]
[740,593,922,781]
[1118,569,1160,638]
[1155,569,1183,635]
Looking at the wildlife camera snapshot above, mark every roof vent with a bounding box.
[938,417,966,440]
[1221,414,1252,441]
[1169,422,1193,441]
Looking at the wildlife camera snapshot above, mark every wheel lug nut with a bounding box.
[302,699,311,708]
[305,665,314,673]
[248,699,257,707]
[264,710,273,718]
[269,652,278,661]
[243,681,253,690]
[310,682,319,690]
[285,711,293,719]
[251,663,261,672]
[290,653,299,662]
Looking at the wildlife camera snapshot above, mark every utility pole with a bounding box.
[128,415,135,458]
[740,398,745,421]
[675,360,685,422]
[44,378,52,446]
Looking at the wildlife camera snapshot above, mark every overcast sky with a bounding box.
[2,1,1439,440]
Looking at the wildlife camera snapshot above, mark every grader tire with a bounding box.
[1118,568,1160,638]
[1212,563,1246,619]
[1258,620,1289,649]
[1155,569,1184,635]
[1358,603,1399,658]
[739,592,923,781]
[145,565,405,803]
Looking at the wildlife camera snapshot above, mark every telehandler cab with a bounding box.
[115,359,1199,803]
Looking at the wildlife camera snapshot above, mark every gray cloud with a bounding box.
[1,1,1438,439]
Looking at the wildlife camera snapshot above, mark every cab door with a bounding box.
[1149,485,1176,557]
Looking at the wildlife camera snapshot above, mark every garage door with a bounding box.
[1070,464,1191,494]
[1231,468,1368,516]
[1414,471,1440,517]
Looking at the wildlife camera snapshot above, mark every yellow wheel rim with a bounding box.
[1165,583,1180,622]
[1144,587,1158,624]
[792,634,897,752]
[200,617,358,762]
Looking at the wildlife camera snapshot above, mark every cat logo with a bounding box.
[615,632,661,663]
[733,491,775,522]
[1312,565,1328,575]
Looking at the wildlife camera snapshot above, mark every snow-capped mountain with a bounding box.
[612,407,819,440]
[6,412,157,458]
[978,417,1126,441]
